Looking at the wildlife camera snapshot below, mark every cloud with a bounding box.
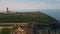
[31,2,60,9]
[55,0,60,1]
[0,0,60,10]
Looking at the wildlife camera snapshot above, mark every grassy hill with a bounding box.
[0,11,59,24]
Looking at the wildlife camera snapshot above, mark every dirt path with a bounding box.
[0,23,28,25]
[0,23,22,24]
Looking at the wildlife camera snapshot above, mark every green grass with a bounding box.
[0,12,59,24]
[1,28,10,34]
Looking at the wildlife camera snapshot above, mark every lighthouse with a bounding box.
[7,7,9,13]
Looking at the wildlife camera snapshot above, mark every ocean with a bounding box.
[41,9,60,22]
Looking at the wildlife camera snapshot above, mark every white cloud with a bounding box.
[55,0,60,1]
[0,1,60,10]
[31,2,60,9]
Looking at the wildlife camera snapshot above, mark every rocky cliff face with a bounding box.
[0,11,60,34]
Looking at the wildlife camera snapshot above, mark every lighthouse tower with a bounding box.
[7,7,9,13]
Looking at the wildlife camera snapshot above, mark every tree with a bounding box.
[1,28,10,34]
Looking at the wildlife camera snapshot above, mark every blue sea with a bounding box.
[41,9,60,22]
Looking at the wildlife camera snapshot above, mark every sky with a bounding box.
[0,0,60,10]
